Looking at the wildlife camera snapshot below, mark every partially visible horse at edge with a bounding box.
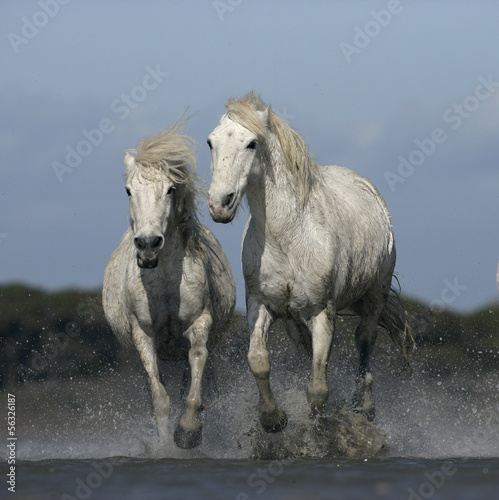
[103,119,236,449]
[207,92,415,433]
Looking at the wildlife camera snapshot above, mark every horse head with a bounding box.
[124,153,173,269]
[207,101,270,223]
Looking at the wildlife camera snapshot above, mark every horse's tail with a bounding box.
[378,278,416,373]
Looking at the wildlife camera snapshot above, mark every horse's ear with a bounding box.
[257,106,272,128]
[124,152,135,169]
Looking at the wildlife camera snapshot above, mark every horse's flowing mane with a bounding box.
[225,92,320,205]
[124,117,204,233]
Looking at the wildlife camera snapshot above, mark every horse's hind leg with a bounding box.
[132,323,170,444]
[307,308,335,417]
[352,301,382,421]
[174,312,211,449]
[247,298,287,433]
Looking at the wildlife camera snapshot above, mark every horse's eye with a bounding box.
[207,139,213,150]
[167,185,175,195]
[125,187,131,197]
[247,140,257,150]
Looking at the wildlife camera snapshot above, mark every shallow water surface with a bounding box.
[17,457,499,500]
[3,324,499,499]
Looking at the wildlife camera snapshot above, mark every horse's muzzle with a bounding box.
[134,235,163,268]
[208,207,236,224]
[208,192,237,223]
[136,253,159,269]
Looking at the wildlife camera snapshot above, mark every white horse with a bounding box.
[103,119,236,448]
[207,92,414,432]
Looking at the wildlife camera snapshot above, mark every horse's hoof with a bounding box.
[260,409,288,433]
[352,405,376,422]
[364,407,376,422]
[174,425,202,449]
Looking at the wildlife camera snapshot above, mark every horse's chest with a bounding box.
[252,259,322,317]
[268,273,317,311]
[131,264,205,334]
[132,290,180,332]
[130,272,178,327]
[243,223,330,315]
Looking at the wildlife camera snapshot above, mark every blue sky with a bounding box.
[1,0,498,313]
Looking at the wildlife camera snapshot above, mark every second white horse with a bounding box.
[103,119,235,448]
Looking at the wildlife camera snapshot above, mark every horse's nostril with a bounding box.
[134,237,146,250]
[134,236,163,251]
[223,192,235,208]
[151,236,163,249]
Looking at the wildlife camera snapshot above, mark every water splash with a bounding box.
[5,323,499,461]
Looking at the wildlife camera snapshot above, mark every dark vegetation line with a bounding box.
[1,283,498,390]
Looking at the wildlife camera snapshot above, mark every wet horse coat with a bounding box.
[103,120,235,448]
[207,92,413,432]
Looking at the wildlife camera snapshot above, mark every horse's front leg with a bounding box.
[247,298,287,433]
[132,322,170,444]
[174,312,211,449]
[307,308,335,417]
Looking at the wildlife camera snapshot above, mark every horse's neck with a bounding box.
[246,140,304,239]
[158,223,186,261]
[164,216,201,259]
